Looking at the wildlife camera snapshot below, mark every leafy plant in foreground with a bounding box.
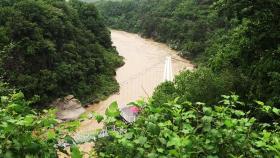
[95,96,280,157]
[0,88,86,157]
[0,92,58,157]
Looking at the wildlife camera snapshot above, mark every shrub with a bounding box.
[0,91,58,157]
[95,96,280,157]
[153,68,235,105]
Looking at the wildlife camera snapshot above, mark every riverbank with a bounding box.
[78,30,193,133]
[58,30,194,158]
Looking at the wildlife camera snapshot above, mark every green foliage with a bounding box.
[206,0,280,106]
[97,0,280,107]
[152,82,177,106]
[96,96,280,157]
[153,68,235,105]
[95,113,105,123]
[0,0,123,105]
[0,91,59,157]
[70,145,83,158]
[105,101,120,118]
[96,0,213,58]
[0,85,84,157]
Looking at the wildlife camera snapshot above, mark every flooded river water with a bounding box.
[77,30,194,133]
[58,30,194,157]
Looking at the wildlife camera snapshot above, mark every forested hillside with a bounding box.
[93,0,280,157]
[97,0,280,107]
[96,0,214,58]
[0,0,279,157]
[0,0,123,105]
[0,0,123,157]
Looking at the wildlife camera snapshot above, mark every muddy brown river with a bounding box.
[77,30,193,133]
[59,30,194,157]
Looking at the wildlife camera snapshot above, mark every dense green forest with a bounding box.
[97,0,280,107]
[0,0,122,157]
[94,0,280,157]
[0,0,123,105]
[0,0,280,157]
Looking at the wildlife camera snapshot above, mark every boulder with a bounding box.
[53,95,86,121]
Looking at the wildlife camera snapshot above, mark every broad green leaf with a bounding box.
[167,136,180,147]
[234,110,245,117]
[157,148,164,153]
[181,137,191,147]
[47,130,56,140]
[134,136,147,145]
[1,96,8,103]
[11,92,24,101]
[173,97,180,103]
[262,106,271,112]
[128,100,145,107]
[255,101,264,106]
[124,132,133,139]
[255,141,266,147]
[158,138,166,144]
[23,115,34,126]
[224,119,234,128]
[105,117,117,124]
[203,107,212,115]
[70,145,83,158]
[272,108,280,115]
[221,95,230,99]
[95,114,104,123]
[105,101,120,117]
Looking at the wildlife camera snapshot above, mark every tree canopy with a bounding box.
[96,0,280,107]
[0,0,123,105]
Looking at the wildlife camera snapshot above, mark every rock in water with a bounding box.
[53,95,86,121]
